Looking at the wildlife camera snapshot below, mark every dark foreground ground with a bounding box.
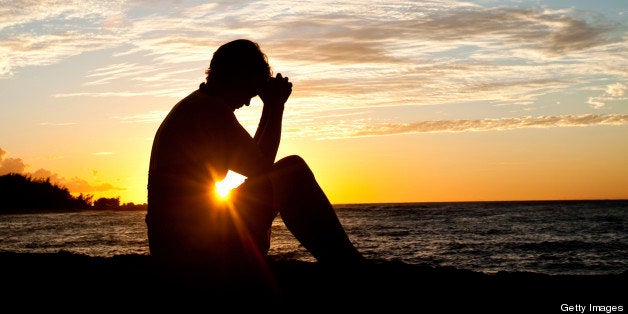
[0,251,624,312]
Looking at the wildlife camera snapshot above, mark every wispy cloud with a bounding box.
[588,82,627,109]
[1,32,120,77]
[282,112,628,139]
[2,1,626,141]
[54,90,187,98]
[3,1,622,107]
[0,0,127,77]
[111,110,169,123]
[398,7,615,55]
[38,122,78,126]
[83,63,147,86]
[348,114,628,138]
[0,0,125,31]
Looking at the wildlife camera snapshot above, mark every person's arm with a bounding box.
[253,73,292,164]
[253,98,283,163]
[227,74,292,177]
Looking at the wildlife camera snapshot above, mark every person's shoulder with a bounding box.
[174,90,217,113]
[178,89,205,104]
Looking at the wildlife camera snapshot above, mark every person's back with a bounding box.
[147,91,229,274]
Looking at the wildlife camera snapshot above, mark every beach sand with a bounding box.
[0,251,624,312]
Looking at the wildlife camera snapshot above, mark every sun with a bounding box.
[214,170,247,200]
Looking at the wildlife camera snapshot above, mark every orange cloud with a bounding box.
[0,147,124,194]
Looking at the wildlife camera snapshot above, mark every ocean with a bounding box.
[0,200,625,276]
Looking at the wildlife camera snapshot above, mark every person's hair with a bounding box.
[205,39,272,88]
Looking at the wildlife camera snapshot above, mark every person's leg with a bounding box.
[214,177,279,289]
[230,175,278,256]
[269,155,365,264]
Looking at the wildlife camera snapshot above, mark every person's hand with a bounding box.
[259,73,292,108]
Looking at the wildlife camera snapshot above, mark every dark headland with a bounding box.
[0,251,624,312]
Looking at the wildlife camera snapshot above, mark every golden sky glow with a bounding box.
[1,1,626,204]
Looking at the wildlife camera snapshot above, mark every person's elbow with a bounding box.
[239,155,274,177]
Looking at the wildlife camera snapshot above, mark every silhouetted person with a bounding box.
[146,39,364,286]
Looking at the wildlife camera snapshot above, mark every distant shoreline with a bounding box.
[334,198,628,206]
[0,205,147,215]
[3,199,627,215]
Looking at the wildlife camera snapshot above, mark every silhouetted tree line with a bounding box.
[0,173,146,213]
[92,196,147,211]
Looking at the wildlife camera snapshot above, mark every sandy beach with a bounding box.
[0,251,623,312]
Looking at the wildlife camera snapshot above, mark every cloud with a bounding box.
[1,31,122,78]
[111,110,169,123]
[38,122,78,126]
[0,147,27,175]
[606,83,626,97]
[0,0,127,77]
[260,5,619,65]
[30,168,63,184]
[53,89,189,98]
[82,62,148,86]
[63,177,125,193]
[587,82,627,109]
[0,147,123,194]
[3,1,626,130]
[587,97,606,109]
[260,4,624,113]
[269,39,403,65]
[0,0,125,32]
[403,7,615,55]
[348,114,628,137]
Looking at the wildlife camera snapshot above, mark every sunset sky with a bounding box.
[1,0,626,204]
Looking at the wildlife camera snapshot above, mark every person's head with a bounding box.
[205,39,272,107]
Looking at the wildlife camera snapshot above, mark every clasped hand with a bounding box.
[259,73,292,107]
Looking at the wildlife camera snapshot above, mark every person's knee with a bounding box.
[271,155,314,189]
[273,155,309,171]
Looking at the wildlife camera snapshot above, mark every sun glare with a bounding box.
[214,170,247,200]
